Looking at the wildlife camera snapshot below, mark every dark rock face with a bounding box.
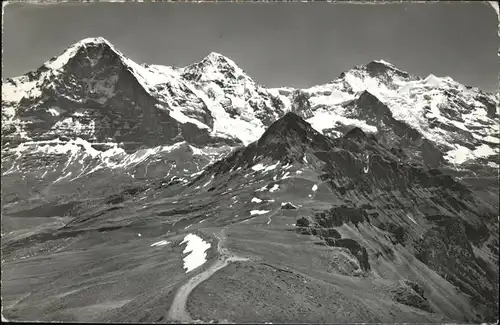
[390,280,433,313]
[364,61,415,83]
[290,90,313,119]
[315,206,368,228]
[413,215,499,320]
[325,238,371,272]
[295,217,310,227]
[204,112,334,176]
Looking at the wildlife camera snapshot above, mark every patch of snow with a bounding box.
[167,105,211,130]
[47,107,66,116]
[191,170,204,177]
[151,240,170,247]
[269,184,280,192]
[263,162,280,172]
[473,144,496,157]
[407,215,418,225]
[445,143,497,164]
[256,185,268,192]
[374,59,395,67]
[312,184,318,191]
[54,171,72,183]
[307,109,378,135]
[251,197,263,203]
[180,234,211,273]
[487,162,499,168]
[250,210,270,216]
[251,163,265,171]
[138,233,142,237]
[483,136,500,144]
[445,144,475,164]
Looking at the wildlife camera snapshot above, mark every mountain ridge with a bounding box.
[2,37,499,176]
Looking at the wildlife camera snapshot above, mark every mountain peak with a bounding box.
[182,51,252,83]
[371,59,396,67]
[203,112,333,176]
[43,36,122,71]
[204,51,229,61]
[256,112,330,150]
[77,36,112,47]
[363,59,411,78]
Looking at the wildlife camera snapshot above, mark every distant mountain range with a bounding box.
[2,37,498,164]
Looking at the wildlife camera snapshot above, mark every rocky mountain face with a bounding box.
[1,38,498,323]
[189,112,499,321]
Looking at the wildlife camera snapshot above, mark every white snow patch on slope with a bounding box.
[256,185,268,192]
[473,144,497,157]
[307,109,378,135]
[445,145,475,164]
[312,184,318,191]
[407,215,418,225]
[167,105,210,130]
[251,197,263,203]
[47,107,66,116]
[445,144,497,164]
[180,234,211,273]
[250,210,270,216]
[150,240,170,247]
[483,136,500,144]
[263,162,280,172]
[269,184,280,192]
[251,163,265,171]
[2,77,40,102]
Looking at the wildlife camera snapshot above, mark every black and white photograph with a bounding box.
[1,1,499,323]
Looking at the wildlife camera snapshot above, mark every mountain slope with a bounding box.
[186,112,498,322]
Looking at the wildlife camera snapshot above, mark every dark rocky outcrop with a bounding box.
[390,280,433,313]
[281,202,298,210]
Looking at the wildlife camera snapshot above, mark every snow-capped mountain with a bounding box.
[2,37,499,186]
[275,60,499,168]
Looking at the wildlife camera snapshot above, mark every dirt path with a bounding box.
[167,228,249,323]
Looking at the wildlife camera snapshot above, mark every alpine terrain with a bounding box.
[1,37,499,323]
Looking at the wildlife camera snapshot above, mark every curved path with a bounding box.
[167,227,249,323]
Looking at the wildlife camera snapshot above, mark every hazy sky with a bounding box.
[2,1,499,92]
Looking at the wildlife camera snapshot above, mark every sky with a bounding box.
[2,1,499,92]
